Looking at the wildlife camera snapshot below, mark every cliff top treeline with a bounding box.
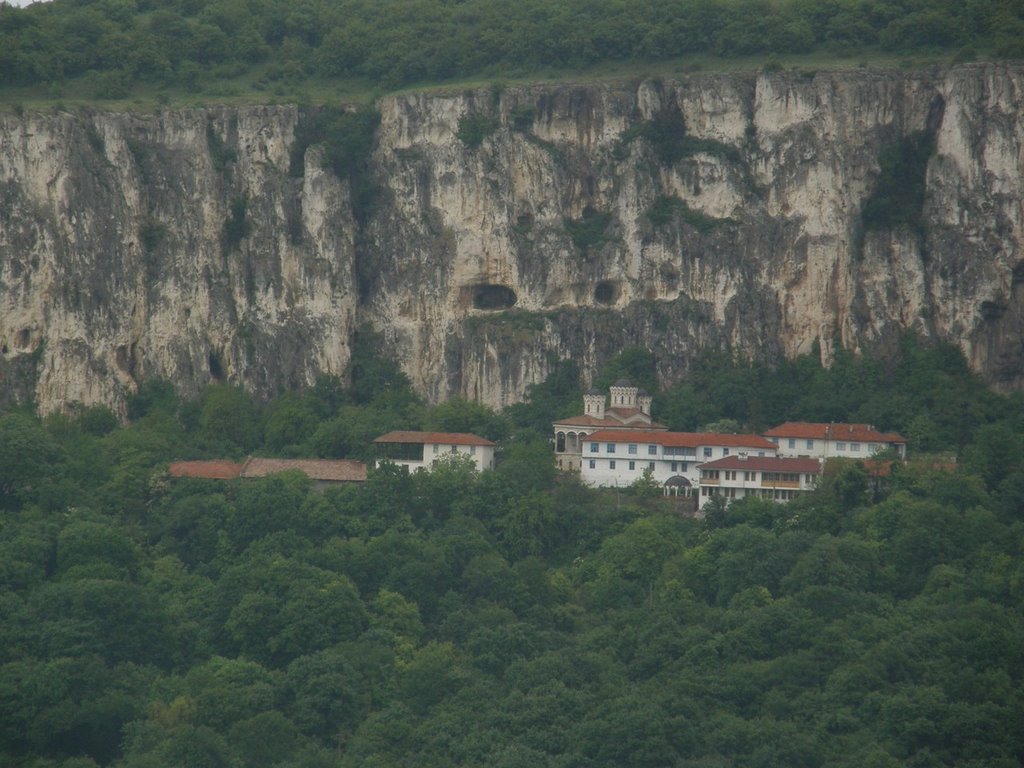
[1,0,1023,99]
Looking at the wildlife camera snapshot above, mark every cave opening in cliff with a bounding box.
[208,352,225,380]
[473,285,518,310]
[594,281,618,305]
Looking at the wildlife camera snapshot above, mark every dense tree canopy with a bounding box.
[0,0,1021,99]
[0,338,1022,767]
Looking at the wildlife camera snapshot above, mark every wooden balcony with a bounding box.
[700,477,720,485]
[761,479,800,489]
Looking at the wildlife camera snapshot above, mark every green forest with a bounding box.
[1,336,1023,767]
[1,0,1023,102]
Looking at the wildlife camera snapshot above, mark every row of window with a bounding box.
[588,460,657,471]
[701,470,817,484]
[701,487,801,500]
[589,442,757,458]
[771,437,881,453]
[432,444,478,455]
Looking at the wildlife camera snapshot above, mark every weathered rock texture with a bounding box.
[1,64,1022,413]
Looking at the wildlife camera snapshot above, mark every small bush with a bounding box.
[565,207,612,254]
[223,195,249,251]
[139,217,167,252]
[457,111,496,149]
[618,108,741,166]
[207,121,237,171]
[647,195,684,226]
[510,104,535,132]
[646,195,726,233]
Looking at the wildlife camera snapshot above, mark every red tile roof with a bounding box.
[584,430,778,450]
[701,456,822,473]
[373,431,496,447]
[240,458,367,482]
[553,410,667,429]
[554,415,668,429]
[764,422,906,444]
[169,460,244,479]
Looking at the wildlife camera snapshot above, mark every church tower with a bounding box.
[583,388,605,420]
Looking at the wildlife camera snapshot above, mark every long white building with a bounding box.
[698,455,822,504]
[580,430,778,492]
[763,422,907,460]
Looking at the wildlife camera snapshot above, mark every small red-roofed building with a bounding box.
[239,458,367,488]
[553,380,667,471]
[699,455,822,505]
[168,460,244,480]
[579,430,778,491]
[373,431,496,472]
[763,422,907,460]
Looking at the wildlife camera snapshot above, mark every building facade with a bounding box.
[373,431,496,472]
[763,422,907,460]
[579,430,779,491]
[553,380,666,471]
[698,455,822,504]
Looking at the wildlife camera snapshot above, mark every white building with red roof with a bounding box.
[579,430,778,491]
[763,422,906,460]
[373,431,496,472]
[553,380,667,471]
[699,455,822,505]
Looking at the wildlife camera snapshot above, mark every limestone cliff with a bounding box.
[1,64,1022,413]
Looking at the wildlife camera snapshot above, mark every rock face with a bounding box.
[1,64,1022,414]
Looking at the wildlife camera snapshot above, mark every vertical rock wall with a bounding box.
[0,64,1022,413]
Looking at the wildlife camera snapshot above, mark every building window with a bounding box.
[609,460,616,469]
[589,460,596,469]
[590,442,599,452]
[703,447,712,458]
[788,438,796,449]
[770,437,779,444]
[648,444,657,455]
[679,462,687,472]
[851,442,860,452]
[671,462,677,472]
[469,445,476,455]
[868,443,878,452]
[648,462,655,470]
[432,444,439,454]
[628,461,636,470]
[806,439,814,449]
[722,448,730,456]
[628,444,637,455]
[744,471,754,481]
[607,444,616,453]
[837,442,846,451]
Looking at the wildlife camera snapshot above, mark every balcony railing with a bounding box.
[761,479,800,489]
